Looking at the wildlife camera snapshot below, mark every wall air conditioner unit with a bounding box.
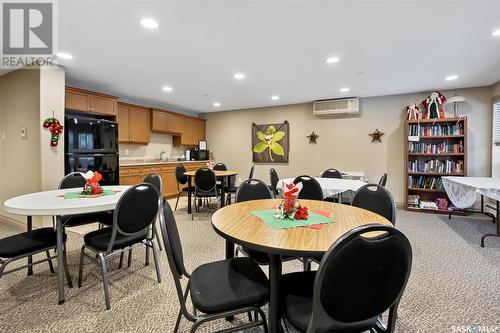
[313,98,360,117]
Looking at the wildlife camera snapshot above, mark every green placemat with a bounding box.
[251,209,334,230]
[64,189,116,199]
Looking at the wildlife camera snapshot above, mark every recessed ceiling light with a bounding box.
[492,28,500,36]
[56,52,73,60]
[445,75,458,81]
[213,102,221,107]
[340,87,350,93]
[162,86,173,92]
[271,95,280,101]
[233,73,246,80]
[326,56,340,64]
[140,18,159,29]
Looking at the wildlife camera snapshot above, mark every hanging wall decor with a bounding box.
[252,121,289,163]
[42,111,63,146]
[307,131,319,144]
[369,129,385,143]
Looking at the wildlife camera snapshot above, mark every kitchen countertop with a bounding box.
[120,160,209,167]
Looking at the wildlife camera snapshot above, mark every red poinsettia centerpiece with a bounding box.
[275,181,309,220]
[81,171,103,195]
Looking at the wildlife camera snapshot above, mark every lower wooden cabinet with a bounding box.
[120,162,207,197]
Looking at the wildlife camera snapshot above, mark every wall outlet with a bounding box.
[20,127,27,140]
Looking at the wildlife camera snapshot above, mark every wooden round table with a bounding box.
[183,170,238,213]
[212,199,392,333]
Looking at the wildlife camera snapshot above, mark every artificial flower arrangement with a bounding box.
[274,181,309,220]
[81,171,103,195]
[206,160,215,169]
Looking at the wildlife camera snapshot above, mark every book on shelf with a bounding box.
[408,194,420,207]
[408,159,464,173]
[408,175,444,190]
[419,201,438,210]
[408,122,464,137]
[408,141,463,154]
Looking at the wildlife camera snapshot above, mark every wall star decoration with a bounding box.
[369,129,385,143]
[307,131,319,144]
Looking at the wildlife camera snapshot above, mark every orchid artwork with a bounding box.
[252,122,289,163]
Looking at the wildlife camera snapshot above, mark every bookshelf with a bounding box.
[404,117,467,214]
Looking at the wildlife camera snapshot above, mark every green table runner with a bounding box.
[64,189,116,199]
[251,209,334,230]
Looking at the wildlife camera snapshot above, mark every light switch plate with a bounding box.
[20,127,27,140]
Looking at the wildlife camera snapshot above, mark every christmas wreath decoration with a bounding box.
[43,111,63,146]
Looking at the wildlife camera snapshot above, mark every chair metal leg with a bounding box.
[173,305,183,333]
[78,245,86,288]
[97,253,111,310]
[127,248,133,268]
[153,223,162,251]
[62,244,73,288]
[174,193,180,211]
[256,308,269,333]
[150,240,162,283]
[46,250,55,274]
[118,252,124,269]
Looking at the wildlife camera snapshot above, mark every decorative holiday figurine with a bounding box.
[42,111,63,146]
[405,102,420,120]
[422,91,447,119]
[81,171,103,195]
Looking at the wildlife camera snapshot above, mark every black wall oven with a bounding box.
[65,115,119,185]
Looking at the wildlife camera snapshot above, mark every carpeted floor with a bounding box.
[0,198,499,333]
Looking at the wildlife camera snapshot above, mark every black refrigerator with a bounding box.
[64,115,119,185]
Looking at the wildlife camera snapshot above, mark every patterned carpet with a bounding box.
[0,198,498,333]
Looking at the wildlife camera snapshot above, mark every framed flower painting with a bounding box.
[252,122,289,163]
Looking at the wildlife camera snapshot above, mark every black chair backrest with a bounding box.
[159,199,187,277]
[309,224,412,332]
[194,168,216,192]
[269,168,280,195]
[248,165,255,179]
[322,168,343,179]
[143,173,163,194]
[59,172,86,189]
[293,175,323,200]
[175,164,188,185]
[379,173,388,187]
[236,179,273,203]
[213,163,227,171]
[112,183,160,237]
[352,184,396,225]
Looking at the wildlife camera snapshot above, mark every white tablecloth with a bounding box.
[442,177,500,209]
[278,178,367,197]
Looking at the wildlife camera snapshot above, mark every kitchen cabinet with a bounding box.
[65,87,117,116]
[173,116,206,147]
[119,166,142,186]
[117,102,150,144]
[151,109,182,134]
[161,166,177,197]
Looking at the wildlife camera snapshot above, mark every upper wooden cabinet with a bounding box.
[173,116,206,147]
[117,102,150,144]
[65,87,117,116]
[151,109,182,134]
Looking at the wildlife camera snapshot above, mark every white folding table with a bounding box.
[277,177,367,202]
[442,177,500,247]
[3,185,130,304]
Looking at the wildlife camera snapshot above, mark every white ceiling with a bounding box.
[56,0,500,114]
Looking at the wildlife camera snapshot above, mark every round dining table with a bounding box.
[183,170,238,213]
[2,185,130,305]
[212,199,392,333]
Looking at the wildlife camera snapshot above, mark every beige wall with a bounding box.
[203,86,492,203]
[120,133,185,160]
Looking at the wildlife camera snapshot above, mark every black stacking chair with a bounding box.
[280,224,412,333]
[78,183,162,309]
[159,199,269,333]
[57,172,114,228]
[192,168,219,220]
[352,184,396,225]
[269,168,280,197]
[379,173,388,187]
[321,168,343,179]
[249,165,255,179]
[224,175,238,205]
[213,163,227,171]
[0,228,72,287]
[174,164,194,211]
[293,175,323,201]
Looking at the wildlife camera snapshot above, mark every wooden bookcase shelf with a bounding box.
[404,117,467,214]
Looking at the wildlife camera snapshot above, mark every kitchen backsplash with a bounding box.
[119,133,185,160]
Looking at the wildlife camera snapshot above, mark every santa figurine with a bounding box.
[422,91,446,119]
[405,103,420,120]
